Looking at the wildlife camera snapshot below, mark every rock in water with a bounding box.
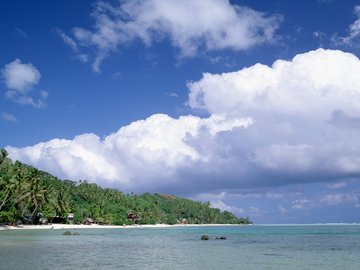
[201,235,209,240]
[73,232,80,235]
[62,231,72,235]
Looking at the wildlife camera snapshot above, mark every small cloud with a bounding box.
[265,192,285,199]
[15,28,28,38]
[76,54,88,63]
[278,205,288,213]
[313,31,326,47]
[0,112,17,122]
[320,194,358,206]
[292,193,358,211]
[1,59,47,108]
[54,28,78,51]
[54,28,88,63]
[210,200,263,216]
[317,0,333,3]
[326,182,347,189]
[209,56,224,64]
[332,5,360,48]
[112,71,122,78]
[291,198,315,210]
[313,31,324,38]
[2,58,40,92]
[165,92,179,98]
[5,90,47,108]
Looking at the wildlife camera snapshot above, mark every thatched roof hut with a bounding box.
[83,218,94,225]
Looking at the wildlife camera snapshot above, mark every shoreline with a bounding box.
[0,223,247,231]
[1,223,358,231]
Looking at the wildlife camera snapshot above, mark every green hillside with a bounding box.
[0,149,251,225]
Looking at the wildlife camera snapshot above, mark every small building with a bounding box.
[68,213,75,224]
[127,211,141,223]
[181,218,188,225]
[83,217,94,225]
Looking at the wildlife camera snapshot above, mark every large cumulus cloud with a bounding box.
[189,48,360,179]
[7,114,251,192]
[7,49,360,196]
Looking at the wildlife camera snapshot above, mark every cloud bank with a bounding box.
[8,114,251,192]
[7,49,360,198]
[61,0,281,71]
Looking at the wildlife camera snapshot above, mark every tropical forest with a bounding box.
[0,148,251,225]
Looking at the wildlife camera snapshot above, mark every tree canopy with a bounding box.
[0,149,251,225]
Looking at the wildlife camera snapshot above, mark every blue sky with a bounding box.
[2,0,360,223]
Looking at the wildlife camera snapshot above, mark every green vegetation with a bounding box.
[0,148,251,225]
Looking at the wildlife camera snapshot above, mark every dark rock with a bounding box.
[216,236,226,240]
[62,231,72,235]
[72,232,80,235]
[200,235,209,240]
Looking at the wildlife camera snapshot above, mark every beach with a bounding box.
[0,223,242,230]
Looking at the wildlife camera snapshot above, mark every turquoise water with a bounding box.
[0,225,359,269]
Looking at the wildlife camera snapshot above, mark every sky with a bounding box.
[1,0,360,224]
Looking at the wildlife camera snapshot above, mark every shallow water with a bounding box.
[0,225,359,270]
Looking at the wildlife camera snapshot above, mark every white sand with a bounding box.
[0,223,244,231]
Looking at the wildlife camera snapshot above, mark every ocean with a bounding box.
[0,225,359,270]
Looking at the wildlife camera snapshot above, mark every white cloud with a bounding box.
[54,28,88,63]
[0,112,17,122]
[5,90,48,108]
[291,198,315,210]
[15,28,28,38]
[1,59,47,108]
[278,205,288,213]
[2,59,40,92]
[7,114,250,191]
[320,194,358,206]
[7,49,360,195]
[291,193,359,211]
[210,200,245,214]
[55,28,78,51]
[332,5,360,48]
[194,191,284,201]
[326,182,347,189]
[165,92,178,98]
[210,200,262,216]
[189,49,360,117]
[64,0,281,72]
[189,49,360,176]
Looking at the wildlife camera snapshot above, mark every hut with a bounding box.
[127,211,141,223]
[181,218,188,225]
[83,217,94,225]
[68,213,75,224]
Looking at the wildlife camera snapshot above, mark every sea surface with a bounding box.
[0,224,359,270]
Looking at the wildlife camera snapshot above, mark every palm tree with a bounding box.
[54,188,70,217]
[20,169,50,222]
[0,148,8,165]
[0,174,17,211]
[0,161,26,212]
